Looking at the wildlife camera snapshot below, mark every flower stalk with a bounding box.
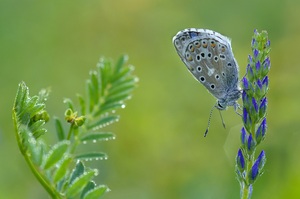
[236,30,271,199]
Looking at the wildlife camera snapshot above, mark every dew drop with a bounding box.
[93,139,97,143]
[83,141,87,144]
[94,169,99,176]
[28,138,36,144]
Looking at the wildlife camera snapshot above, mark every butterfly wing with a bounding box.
[173,28,239,101]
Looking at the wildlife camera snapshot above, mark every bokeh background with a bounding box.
[0,0,299,198]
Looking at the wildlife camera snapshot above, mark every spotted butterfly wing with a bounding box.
[172,28,240,109]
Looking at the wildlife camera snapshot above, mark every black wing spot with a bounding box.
[200,76,206,82]
[197,66,202,72]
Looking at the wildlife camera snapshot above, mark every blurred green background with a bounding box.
[0,0,299,198]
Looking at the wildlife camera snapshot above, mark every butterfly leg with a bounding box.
[234,103,242,117]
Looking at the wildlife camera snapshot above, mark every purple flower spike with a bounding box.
[252,97,258,113]
[237,149,245,170]
[253,49,259,58]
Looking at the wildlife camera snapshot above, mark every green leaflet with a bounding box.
[43,141,70,170]
[74,152,107,161]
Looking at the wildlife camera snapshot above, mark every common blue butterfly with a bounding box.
[172,28,241,136]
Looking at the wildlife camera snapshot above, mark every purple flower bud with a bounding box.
[243,107,248,124]
[257,79,262,90]
[259,97,267,117]
[250,150,266,182]
[247,65,254,82]
[261,118,267,137]
[266,40,271,48]
[247,134,255,152]
[241,127,247,144]
[237,149,245,170]
[256,60,261,71]
[263,57,270,69]
[248,55,252,63]
[242,90,248,104]
[252,38,256,46]
[242,77,249,90]
[252,97,258,113]
[253,49,259,58]
[254,29,258,35]
[256,118,267,143]
[262,76,269,87]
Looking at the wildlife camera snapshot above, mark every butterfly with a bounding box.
[172,28,241,136]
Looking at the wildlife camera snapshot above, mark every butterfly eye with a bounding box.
[199,76,206,82]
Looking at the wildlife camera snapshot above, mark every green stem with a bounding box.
[13,112,63,199]
[24,152,64,199]
[241,182,252,199]
[67,123,74,140]
[241,124,256,199]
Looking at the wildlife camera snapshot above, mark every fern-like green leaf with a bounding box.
[12,56,137,198]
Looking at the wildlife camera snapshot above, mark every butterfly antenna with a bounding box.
[218,110,226,129]
[204,104,216,137]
